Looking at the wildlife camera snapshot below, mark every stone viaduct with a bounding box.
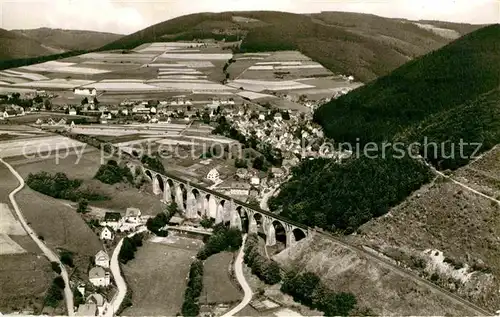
[141,167,308,248]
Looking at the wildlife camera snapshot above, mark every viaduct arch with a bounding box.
[142,166,308,248]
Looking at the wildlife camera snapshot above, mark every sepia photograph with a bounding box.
[0,0,498,316]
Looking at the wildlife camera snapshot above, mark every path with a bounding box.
[221,234,252,317]
[104,228,146,317]
[0,158,74,315]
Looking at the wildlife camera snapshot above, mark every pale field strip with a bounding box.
[127,123,188,129]
[235,57,265,60]
[0,70,49,81]
[159,53,233,60]
[152,75,208,79]
[413,23,460,39]
[13,79,97,89]
[0,81,11,85]
[145,61,215,68]
[275,65,325,70]
[155,79,211,83]
[0,77,29,84]
[151,81,235,91]
[115,138,163,147]
[46,66,111,75]
[155,139,196,146]
[192,90,234,95]
[21,60,76,71]
[242,53,272,56]
[158,71,205,76]
[248,65,274,70]
[237,91,276,100]
[164,49,201,53]
[176,135,234,144]
[80,52,158,59]
[0,203,26,236]
[0,233,26,255]
[0,135,85,158]
[0,87,35,94]
[255,61,303,66]
[81,61,142,66]
[82,82,162,91]
[100,79,145,83]
[227,79,315,92]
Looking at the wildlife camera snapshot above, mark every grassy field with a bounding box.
[122,236,203,316]
[16,187,102,256]
[354,178,500,311]
[202,251,242,304]
[0,254,53,314]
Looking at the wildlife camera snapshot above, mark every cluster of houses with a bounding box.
[75,251,111,316]
[1,105,25,119]
[99,208,145,241]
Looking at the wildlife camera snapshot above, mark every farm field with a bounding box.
[202,251,242,304]
[122,236,204,316]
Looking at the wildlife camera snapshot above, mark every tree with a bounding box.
[93,97,99,105]
[44,99,52,110]
[81,97,88,106]
[235,158,247,168]
[51,261,61,274]
[60,251,74,267]
[77,199,89,214]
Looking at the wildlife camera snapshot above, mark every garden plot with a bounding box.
[0,203,26,236]
[158,53,232,60]
[0,135,85,158]
[13,78,96,89]
[227,79,314,92]
[0,70,49,81]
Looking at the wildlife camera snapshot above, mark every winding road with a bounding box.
[221,234,253,317]
[0,158,74,315]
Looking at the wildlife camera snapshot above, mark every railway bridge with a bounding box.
[140,167,309,247]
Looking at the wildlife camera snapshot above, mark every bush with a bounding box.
[141,155,165,174]
[50,261,61,274]
[281,272,357,316]
[197,224,242,260]
[244,234,281,284]
[60,251,74,267]
[94,160,133,185]
[181,260,204,317]
[200,217,215,229]
[119,233,144,264]
[44,277,65,308]
[77,198,89,214]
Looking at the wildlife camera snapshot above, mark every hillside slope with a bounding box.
[13,28,123,51]
[0,28,60,60]
[100,11,481,82]
[315,24,500,148]
[274,233,482,316]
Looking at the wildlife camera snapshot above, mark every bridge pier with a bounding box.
[152,175,161,195]
[164,181,172,203]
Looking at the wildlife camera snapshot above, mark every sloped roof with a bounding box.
[89,266,106,279]
[86,293,105,307]
[125,208,141,217]
[95,250,109,261]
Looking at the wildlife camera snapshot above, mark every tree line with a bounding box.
[26,172,109,202]
[119,233,145,264]
[243,234,282,284]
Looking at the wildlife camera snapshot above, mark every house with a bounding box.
[100,227,114,241]
[258,113,266,121]
[251,176,260,186]
[271,167,285,178]
[125,208,142,223]
[88,266,110,287]
[236,168,249,179]
[230,182,251,196]
[35,118,43,125]
[274,113,283,122]
[86,293,106,315]
[57,118,67,126]
[206,168,220,182]
[77,283,86,297]
[94,250,110,268]
[68,108,77,116]
[76,303,97,316]
[74,87,97,96]
[121,109,129,116]
[2,110,16,119]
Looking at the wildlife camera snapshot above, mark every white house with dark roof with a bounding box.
[206,168,220,182]
[125,208,142,223]
[100,227,114,241]
[94,250,109,268]
[88,266,110,287]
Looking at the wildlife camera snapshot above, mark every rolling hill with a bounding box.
[13,28,123,52]
[0,28,122,61]
[100,11,483,82]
